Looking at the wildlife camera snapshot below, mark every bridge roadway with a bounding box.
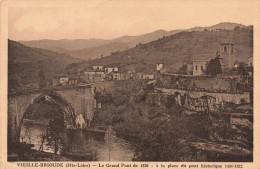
[8,85,92,97]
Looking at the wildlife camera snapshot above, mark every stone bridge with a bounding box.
[147,88,251,114]
[155,88,250,104]
[8,86,96,143]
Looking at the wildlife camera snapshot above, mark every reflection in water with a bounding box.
[20,122,134,161]
[20,122,55,153]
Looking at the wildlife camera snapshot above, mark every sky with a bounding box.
[8,0,257,41]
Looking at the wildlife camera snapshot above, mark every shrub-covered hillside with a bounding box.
[86,28,253,73]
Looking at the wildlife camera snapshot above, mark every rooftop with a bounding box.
[53,75,67,78]
[192,59,211,63]
[84,70,104,73]
[220,42,234,45]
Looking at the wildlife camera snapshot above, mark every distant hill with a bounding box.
[19,29,175,60]
[184,22,249,32]
[8,40,81,89]
[19,38,111,55]
[19,22,251,61]
[67,42,129,61]
[81,27,253,73]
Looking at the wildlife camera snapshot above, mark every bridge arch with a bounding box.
[9,91,77,143]
[16,91,78,154]
[200,95,218,112]
[22,91,76,128]
[9,87,96,144]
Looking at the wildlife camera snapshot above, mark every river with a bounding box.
[20,121,135,161]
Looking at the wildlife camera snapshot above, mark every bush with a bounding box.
[240,98,246,104]
[206,57,222,75]
[133,125,191,161]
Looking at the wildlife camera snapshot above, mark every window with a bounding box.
[195,65,198,70]
[201,65,203,70]
[224,46,227,52]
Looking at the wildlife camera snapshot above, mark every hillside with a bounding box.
[68,42,129,61]
[8,40,81,89]
[19,22,250,61]
[81,27,253,73]
[68,30,174,60]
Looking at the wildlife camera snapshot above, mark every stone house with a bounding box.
[137,73,154,79]
[112,72,123,80]
[84,71,105,83]
[92,65,104,71]
[104,66,119,74]
[53,76,68,86]
[156,63,164,71]
[68,77,78,86]
[192,60,209,76]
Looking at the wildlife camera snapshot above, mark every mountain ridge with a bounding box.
[19,22,251,61]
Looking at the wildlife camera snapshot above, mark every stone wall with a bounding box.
[146,93,218,113]
[156,88,250,104]
[147,88,250,114]
[146,93,176,109]
[93,80,149,94]
[156,74,251,94]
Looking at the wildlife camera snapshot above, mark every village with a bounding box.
[52,42,253,95]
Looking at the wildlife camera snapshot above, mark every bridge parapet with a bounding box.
[8,85,92,98]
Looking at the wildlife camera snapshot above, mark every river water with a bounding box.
[20,122,135,161]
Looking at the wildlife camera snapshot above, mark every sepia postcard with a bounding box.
[0,0,260,168]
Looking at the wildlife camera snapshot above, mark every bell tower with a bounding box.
[219,43,234,70]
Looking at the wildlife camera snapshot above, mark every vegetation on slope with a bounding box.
[75,28,253,73]
[8,40,81,90]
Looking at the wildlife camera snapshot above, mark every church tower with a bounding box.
[219,43,234,70]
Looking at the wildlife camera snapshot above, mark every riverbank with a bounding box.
[8,142,70,161]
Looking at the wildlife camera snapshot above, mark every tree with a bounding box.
[38,128,47,152]
[47,118,65,154]
[104,125,116,161]
[237,62,247,75]
[133,126,184,161]
[178,64,188,75]
[46,108,65,154]
[234,26,241,31]
[38,70,46,88]
[205,57,222,75]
